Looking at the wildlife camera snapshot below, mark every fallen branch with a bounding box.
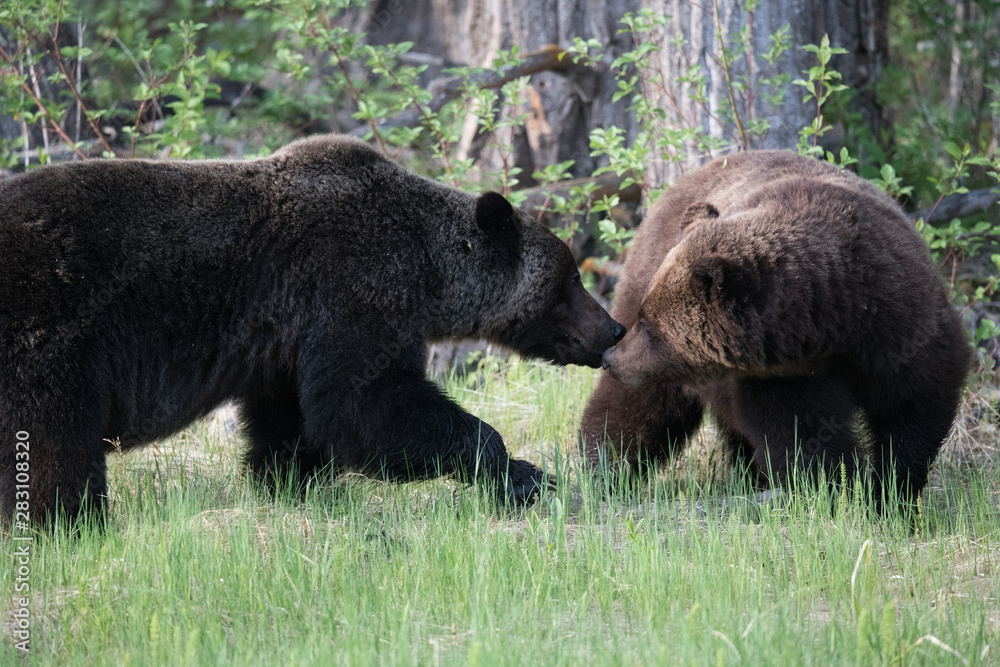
[349,45,572,138]
[911,187,1000,223]
[519,171,642,219]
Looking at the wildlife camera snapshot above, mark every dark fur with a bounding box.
[0,135,624,525]
[581,151,970,504]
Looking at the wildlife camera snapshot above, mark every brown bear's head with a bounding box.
[601,200,769,385]
[473,192,626,368]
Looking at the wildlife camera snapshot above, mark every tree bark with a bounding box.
[366,0,643,182]
[367,1,887,190]
[638,0,888,186]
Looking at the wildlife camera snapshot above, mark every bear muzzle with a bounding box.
[558,281,626,368]
[602,346,641,384]
[559,317,625,368]
[610,320,626,342]
[599,330,656,386]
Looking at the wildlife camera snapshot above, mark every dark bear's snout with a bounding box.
[570,313,625,368]
[511,267,625,369]
[598,320,626,367]
[560,276,626,368]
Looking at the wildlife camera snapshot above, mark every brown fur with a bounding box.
[581,151,971,504]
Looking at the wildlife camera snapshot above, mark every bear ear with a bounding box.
[475,191,521,236]
[681,201,720,230]
[690,254,759,305]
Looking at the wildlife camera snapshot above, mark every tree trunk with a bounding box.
[366,0,643,182]
[367,1,886,190]
[638,0,888,186]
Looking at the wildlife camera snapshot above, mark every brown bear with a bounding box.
[581,150,970,505]
[0,135,625,526]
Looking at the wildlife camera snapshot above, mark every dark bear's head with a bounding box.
[601,200,767,385]
[470,192,625,368]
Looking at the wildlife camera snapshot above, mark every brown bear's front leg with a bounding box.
[579,372,703,475]
[714,375,861,491]
[867,396,961,507]
[351,377,543,503]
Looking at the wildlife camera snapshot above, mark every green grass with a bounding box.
[2,359,999,665]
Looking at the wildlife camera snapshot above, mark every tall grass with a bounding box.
[2,359,998,665]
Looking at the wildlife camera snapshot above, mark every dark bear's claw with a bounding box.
[501,458,546,505]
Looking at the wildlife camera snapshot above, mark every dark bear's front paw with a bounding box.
[500,458,546,505]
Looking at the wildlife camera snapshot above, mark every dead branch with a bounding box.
[519,171,642,219]
[911,187,1000,223]
[349,45,572,138]
[0,42,89,159]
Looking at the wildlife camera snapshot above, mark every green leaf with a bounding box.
[942,141,962,160]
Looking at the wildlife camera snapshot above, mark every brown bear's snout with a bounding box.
[599,325,660,386]
[511,277,625,368]
[546,273,626,368]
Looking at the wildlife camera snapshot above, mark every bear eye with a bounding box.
[637,318,653,339]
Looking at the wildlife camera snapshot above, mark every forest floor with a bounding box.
[2,359,999,665]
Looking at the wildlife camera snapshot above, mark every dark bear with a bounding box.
[0,135,625,525]
[581,150,970,505]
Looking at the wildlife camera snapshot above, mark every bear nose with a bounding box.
[610,320,626,342]
[601,347,613,370]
